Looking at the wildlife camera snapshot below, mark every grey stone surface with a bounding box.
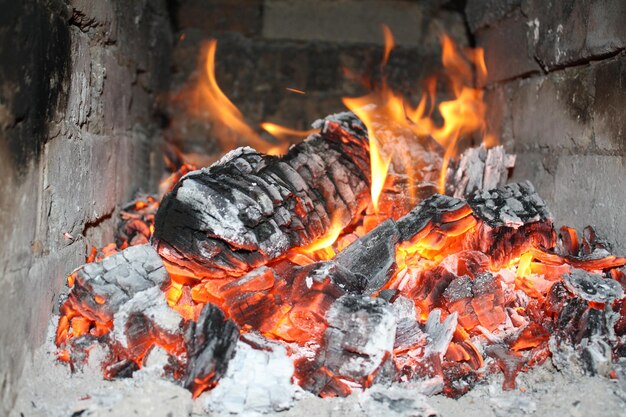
[475,11,541,84]
[0,0,172,414]
[526,0,626,70]
[466,0,522,32]
[262,0,465,48]
[510,64,595,150]
[471,0,626,83]
[592,55,626,152]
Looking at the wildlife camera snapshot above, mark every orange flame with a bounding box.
[176,40,289,155]
[260,123,320,143]
[342,30,494,204]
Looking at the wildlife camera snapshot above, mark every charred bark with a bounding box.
[152,112,371,280]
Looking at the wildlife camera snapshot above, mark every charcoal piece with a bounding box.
[486,345,526,390]
[562,268,624,304]
[105,359,139,379]
[396,194,469,242]
[323,295,396,380]
[409,267,457,313]
[379,289,399,302]
[333,219,400,293]
[152,112,371,280]
[395,319,425,353]
[556,225,580,257]
[203,333,298,414]
[552,294,619,375]
[424,309,458,360]
[443,276,473,302]
[468,181,552,228]
[581,225,612,257]
[56,244,170,352]
[448,145,515,198]
[302,295,397,395]
[112,286,184,357]
[66,244,169,323]
[183,303,240,398]
[466,181,555,267]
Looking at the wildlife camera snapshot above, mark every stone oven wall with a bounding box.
[166,0,469,158]
[0,0,172,413]
[466,0,626,252]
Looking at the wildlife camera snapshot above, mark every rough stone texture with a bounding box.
[470,0,626,255]
[526,0,626,69]
[0,0,172,414]
[467,0,626,81]
[475,11,541,84]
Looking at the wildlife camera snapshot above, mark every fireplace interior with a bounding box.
[1,1,625,416]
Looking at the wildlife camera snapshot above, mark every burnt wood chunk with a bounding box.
[152,112,371,280]
[62,244,169,324]
[448,145,515,198]
[183,303,240,397]
[300,295,397,396]
[466,181,555,267]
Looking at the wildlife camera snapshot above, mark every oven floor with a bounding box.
[9,318,626,417]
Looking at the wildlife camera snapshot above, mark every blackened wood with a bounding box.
[152,112,371,280]
[300,295,397,395]
[466,181,555,268]
[64,244,169,324]
[183,303,240,397]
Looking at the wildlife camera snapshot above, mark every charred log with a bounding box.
[152,112,371,280]
[183,303,240,398]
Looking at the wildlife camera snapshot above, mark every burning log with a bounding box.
[152,112,372,280]
[182,303,239,397]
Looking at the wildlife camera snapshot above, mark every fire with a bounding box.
[54,24,626,404]
[174,40,323,157]
[343,29,493,209]
[260,123,320,143]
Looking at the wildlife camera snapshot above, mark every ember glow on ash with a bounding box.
[54,27,626,406]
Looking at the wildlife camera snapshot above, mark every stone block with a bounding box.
[592,55,626,151]
[483,85,514,149]
[552,155,626,254]
[177,0,263,37]
[466,0,522,31]
[475,11,541,84]
[525,0,626,69]
[510,65,594,151]
[262,0,466,49]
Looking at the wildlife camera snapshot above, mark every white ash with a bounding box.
[11,320,626,417]
[198,333,300,416]
[449,145,515,198]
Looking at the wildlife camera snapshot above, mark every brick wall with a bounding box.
[467,0,626,252]
[0,0,172,413]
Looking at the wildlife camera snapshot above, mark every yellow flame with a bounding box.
[297,212,345,255]
[342,31,494,203]
[260,123,319,143]
[175,39,290,155]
